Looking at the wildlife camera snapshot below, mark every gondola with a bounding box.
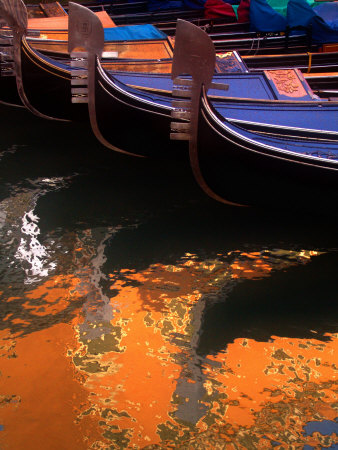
[25,29,327,59]
[0,2,313,109]
[25,0,207,26]
[22,0,338,51]
[1,1,337,149]
[0,1,83,120]
[4,0,337,67]
[24,0,211,34]
[170,19,338,211]
[19,4,338,76]
[26,1,149,18]
[65,3,338,160]
[20,8,327,58]
[1,2,337,212]
[14,0,334,58]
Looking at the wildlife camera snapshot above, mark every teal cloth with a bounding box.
[104,24,167,41]
[267,0,326,16]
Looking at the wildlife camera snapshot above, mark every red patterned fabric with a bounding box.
[237,0,250,22]
[204,0,237,20]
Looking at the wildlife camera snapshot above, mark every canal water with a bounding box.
[0,103,337,449]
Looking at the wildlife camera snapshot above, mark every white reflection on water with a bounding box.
[11,176,76,284]
[15,208,56,284]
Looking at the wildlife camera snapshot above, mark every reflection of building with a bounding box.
[194,333,338,448]
[0,197,336,450]
[68,248,335,448]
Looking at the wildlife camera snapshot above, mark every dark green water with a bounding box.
[0,103,337,449]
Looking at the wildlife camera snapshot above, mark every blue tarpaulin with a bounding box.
[104,24,168,41]
[250,0,287,31]
[287,0,338,43]
[182,0,206,9]
[250,0,338,41]
[148,0,184,10]
[287,0,317,27]
[313,2,338,30]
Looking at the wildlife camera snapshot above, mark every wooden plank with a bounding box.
[39,2,67,17]
[102,61,172,73]
[102,40,173,60]
[27,11,115,31]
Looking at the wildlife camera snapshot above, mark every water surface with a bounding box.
[0,104,337,449]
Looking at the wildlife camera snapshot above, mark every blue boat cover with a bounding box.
[287,0,338,43]
[182,0,206,9]
[250,0,287,31]
[104,24,168,41]
[313,1,338,27]
[250,0,337,38]
[148,0,184,10]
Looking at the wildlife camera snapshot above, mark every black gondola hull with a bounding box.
[193,95,338,212]
[94,62,187,158]
[20,38,87,121]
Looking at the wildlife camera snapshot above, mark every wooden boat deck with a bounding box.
[29,37,173,60]
[27,10,116,31]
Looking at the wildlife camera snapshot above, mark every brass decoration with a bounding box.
[215,51,247,74]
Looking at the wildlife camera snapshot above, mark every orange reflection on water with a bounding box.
[201,333,337,448]
[0,322,102,449]
[0,249,336,448]
[69,262,210,448]
[74,279,183,447]
[22,275,83,316]
[229,250,320,280]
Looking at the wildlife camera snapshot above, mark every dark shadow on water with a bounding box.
[197,251,338,355]
[1,104,338,344]
[1,102,337,269]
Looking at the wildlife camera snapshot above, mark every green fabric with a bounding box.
[266,0,323,16]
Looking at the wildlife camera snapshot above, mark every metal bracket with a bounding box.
[0,46,13,60]
[0,36,13,45]
[170,77,193,141]
[0,0,27,35]
[0,38,14,77]
[70,51,88,103]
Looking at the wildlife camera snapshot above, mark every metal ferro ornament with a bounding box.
[170,20,244,206]
[68,2,140,156]
[0,0,68,120]
[0,0,27,34]
[0,0,27,85]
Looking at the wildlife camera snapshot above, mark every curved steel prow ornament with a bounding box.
[68,2,103,106]
[171,19,215,92]
[68,2,104,57]
[0,0,68,119]
[0,0,26,82]
[0,0,27,35]
[170,19,244,206]
[68,2,136,155]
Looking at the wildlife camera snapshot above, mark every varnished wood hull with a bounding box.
[28,36,174,59]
